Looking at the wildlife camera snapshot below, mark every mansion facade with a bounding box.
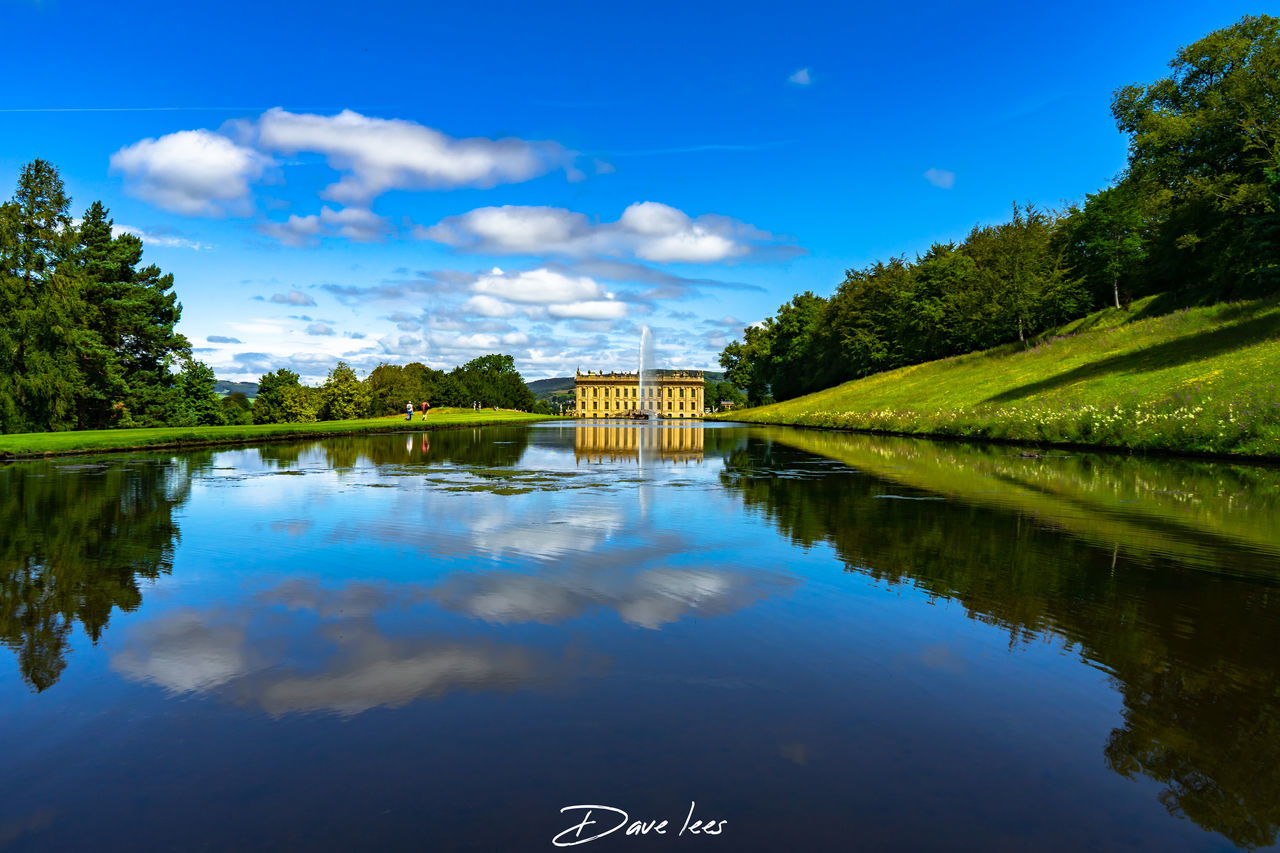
[574,369,705,418]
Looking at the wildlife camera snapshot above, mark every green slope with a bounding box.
[716,296,1280,457]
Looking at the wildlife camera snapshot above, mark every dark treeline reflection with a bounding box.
[0,457,195,692]
[718,434,1280,849]
[257,426,532,470]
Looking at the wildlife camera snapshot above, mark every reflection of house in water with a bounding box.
[574,425,705,464]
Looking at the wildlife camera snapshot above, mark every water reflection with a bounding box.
[112,578,605,717]
[0,456,195,691]
[574,423,705,464]
[4,426,1280,849]
[720,429,1280,849]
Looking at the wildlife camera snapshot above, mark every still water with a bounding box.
[2,422,1279,851]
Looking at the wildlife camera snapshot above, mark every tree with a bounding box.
[220,391,253,425]
[0,161,189,433]
[319,361,370,420]
[457,354,535,409]
[253,369,303,424]
[75,200,188,426]
[720,323,775,406]
[1062,186,1148,309]
[1112,14,1280,298]
[0,160,91,433]
[364,363,412,416]
[175,358,225,426]
[281,384,318,423]
[766,292,827,401]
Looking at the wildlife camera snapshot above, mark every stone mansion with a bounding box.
[574,369,705,418]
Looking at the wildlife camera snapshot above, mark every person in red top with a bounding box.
[421,400,429,420]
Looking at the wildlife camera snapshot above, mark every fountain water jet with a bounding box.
[638,325,656,420]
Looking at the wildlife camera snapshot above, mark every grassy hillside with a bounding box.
[0,409,554,459]
[715,296,1280,457]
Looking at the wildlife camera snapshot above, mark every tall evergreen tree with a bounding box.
[0,160,91,433]
[76,201,189,427]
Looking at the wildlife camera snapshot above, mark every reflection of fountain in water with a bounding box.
[638,325,656,420]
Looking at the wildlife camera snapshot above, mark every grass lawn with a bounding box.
[0,408,557,459]
[713,296,1280,457]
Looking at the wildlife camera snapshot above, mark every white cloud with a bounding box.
[110,129,270,216]
[462,294,519,318]
[422,205,590,253]
[924,168,956,190]
[472,267,605,304]
[788,67,812,85]
[547,300,627,320]
[421,201,774,263]
[260,206,390,247]
[255,107,575,205]
[306,323,335,336]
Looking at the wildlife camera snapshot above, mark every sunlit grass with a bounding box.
[715,296,1280,456]
[0,408,557,458]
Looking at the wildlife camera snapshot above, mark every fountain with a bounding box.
[638,325,656,420]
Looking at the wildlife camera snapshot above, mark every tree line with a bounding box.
[247,353,542,426]
[721,15,1280,404]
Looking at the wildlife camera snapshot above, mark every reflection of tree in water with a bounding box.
[721,438,1280,849]
[0,457,192,692]
[255,442,315,468]
[310,427,532,470]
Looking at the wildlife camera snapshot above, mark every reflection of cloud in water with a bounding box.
[112,580,605,717]
[434,564,797,630]
[468,507,624,561]
[257,577,430,618]
[241,623,547,716]
[111,610,252,693]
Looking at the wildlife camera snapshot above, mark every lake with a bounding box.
[2,422,1279,851]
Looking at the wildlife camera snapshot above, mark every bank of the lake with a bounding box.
[713,296,1280,459]
[0,408,557,459]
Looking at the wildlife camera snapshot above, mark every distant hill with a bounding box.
[527,377,575,397]
[527,372,726,400]
[215,380,259,398]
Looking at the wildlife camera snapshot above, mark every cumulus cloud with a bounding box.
[924,168,956,189]
[113,108,582,222]
[788,67,812,85]
[260,206,390,247]
[206,335,243,344]
[269,290,316,306]
[472,267,604,304]
[255,108,576,205]
[419,201,782,264]
[464,267,626,322]
[306,323,335,336]
[110,129,270,216]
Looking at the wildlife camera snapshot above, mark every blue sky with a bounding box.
[0,0,1262,381]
